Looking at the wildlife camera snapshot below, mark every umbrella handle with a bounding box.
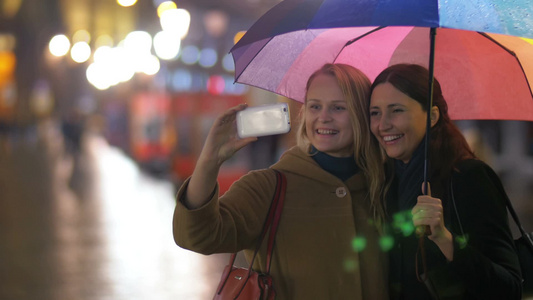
[417,181,432,237]
[416,225,432,237]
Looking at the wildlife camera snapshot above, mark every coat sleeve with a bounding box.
[449,160,522,299]
[172,169,278,255]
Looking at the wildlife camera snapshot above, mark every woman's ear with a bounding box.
[430,106,440,127]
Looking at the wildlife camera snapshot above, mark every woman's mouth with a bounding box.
[316,129,338,135]
[383,134,403,143]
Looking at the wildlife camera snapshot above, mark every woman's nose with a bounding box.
[379,115,391,130]
[318,108,332,122]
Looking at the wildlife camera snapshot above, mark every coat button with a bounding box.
[335,187,347,198]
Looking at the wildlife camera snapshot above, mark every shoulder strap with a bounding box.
[265,169,287,273]
[226,169,287,273]
[450,177,533,251]
[492,179,533,251]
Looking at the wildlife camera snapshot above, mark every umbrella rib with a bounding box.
[478,32,533,101]
[233,36,276,84]
[345,26,385,46]
[233,29,323,84]
[333,26,385,64]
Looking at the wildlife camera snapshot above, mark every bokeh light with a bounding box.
[93,46,112,63]
[43,4,250,92]
[117,0,137,7]
[153,31,181,60]
[455,234,469,249]
[222,53,234,72]
[124,31,153,56]
[49,34,70,57]
[73,29,91,43]
[233,31,246,45]
[171,69,192,91]
[0,51,16,83]
[207,75,225,95]
[0,34,16,51]
[352,237,367,252]
[86,46,135,90]
[343,258,359,272]
[379,235,394,252]
[160,8,190,39]
[86,63,111,90]
[180,45,199,65]
[204,10,229,38]
[393,210,415,237]
[198,48,217,68]
[107,47,135,82]
[95,35,114,48]
[70,41,91,63]
[156,1,177,17]
[139,55,161,75]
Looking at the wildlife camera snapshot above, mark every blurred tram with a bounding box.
[127,91,250,195]
[129,92,175,176]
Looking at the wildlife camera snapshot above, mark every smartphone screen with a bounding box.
[236,103,291,138]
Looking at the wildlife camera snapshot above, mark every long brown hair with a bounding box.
[297,63,386,221]
[371,64,476,197]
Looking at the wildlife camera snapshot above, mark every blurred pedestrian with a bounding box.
[61,110,84,155]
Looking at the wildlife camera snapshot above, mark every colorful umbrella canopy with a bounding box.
[231,0,533,121]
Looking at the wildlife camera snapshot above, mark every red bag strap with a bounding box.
[225,169,286,272]
[265,170,286,273]
[217,170,286,297]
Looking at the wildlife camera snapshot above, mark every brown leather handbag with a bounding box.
[213,169,286,300]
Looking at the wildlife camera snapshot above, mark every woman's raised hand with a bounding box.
[201,103,258,167]
[185,104,258,209]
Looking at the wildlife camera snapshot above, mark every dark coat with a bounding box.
[387,159,522,299]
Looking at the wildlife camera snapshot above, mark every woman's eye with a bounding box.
[369,111,379,116]
[393,108,403,113]
[333,106,346,111]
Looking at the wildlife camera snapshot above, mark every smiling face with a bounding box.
[369,82,436,163]
[305,74,354,157]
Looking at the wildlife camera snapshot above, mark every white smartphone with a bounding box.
[236,103,291,138]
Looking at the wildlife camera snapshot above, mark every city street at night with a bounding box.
[0,124,230,300]
[1,1,532,299]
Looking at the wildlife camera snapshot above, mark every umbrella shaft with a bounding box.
[423,27,437,192]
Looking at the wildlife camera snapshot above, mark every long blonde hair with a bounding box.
[296,63,386,221]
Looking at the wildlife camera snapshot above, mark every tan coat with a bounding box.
[173,146,388,299]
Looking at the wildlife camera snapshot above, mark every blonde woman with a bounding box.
[173,64,387,299]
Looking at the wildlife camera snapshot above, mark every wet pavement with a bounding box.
[0,124,231,300]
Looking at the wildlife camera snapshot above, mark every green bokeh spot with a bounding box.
[392,210,415,237]
[392,213,404,222]
[343,258,359,272]
[351,237,367,252]
[455,234,469,249]
[400,222,415,236]
[379,235,395,252]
